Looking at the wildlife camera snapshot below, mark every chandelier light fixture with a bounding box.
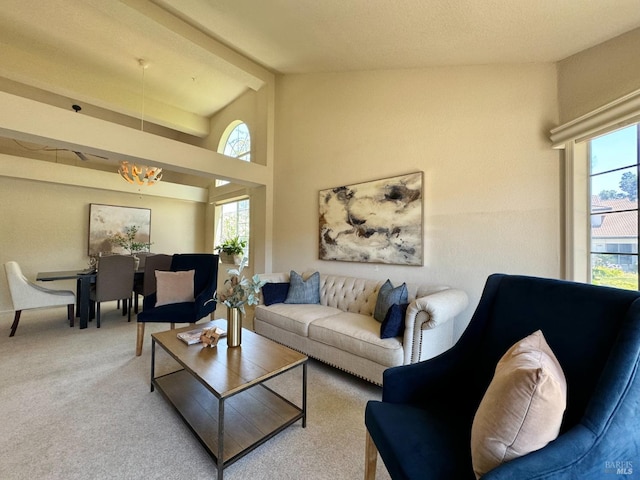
[118,161,163,186]
[118,58,163,186]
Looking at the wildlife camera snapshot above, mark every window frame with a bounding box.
[555,89,640,287]
[587,124,639,289]
[214,197,251,261]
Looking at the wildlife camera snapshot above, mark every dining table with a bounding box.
[36,268,142,329]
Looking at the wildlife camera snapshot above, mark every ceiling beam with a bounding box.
[120,0,272,90]
[0,153,208,202]
[0,91,272,188]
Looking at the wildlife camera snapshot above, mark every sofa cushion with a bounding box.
[285,271,320,304]
[262,282,290,306]
[255,303,342,337]
[471,330,567,479]
[309,312,404,367]
[374,279,408,322]
[380,302,410,339]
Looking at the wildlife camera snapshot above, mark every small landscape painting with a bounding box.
[319,172,423,265]
[88,204,151,256]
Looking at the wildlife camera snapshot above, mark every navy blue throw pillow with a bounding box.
[380,302,410,339]
[262,282,290,306]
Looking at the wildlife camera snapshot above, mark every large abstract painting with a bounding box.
[319,172,423,265]
[88,204,151,256]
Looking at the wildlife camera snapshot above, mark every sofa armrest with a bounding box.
[403,288,469,364]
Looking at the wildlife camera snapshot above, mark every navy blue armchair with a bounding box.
[135,253,218,356]
[365,273,640,479]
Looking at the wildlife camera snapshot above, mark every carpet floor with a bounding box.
[0,305,392,480]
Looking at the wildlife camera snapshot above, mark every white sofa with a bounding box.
[254,272,469,385]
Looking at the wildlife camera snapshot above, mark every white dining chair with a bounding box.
[4,261,76,337]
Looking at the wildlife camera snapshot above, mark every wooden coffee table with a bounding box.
[150,319,307,480]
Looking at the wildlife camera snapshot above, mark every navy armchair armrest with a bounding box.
[382,347,467,404]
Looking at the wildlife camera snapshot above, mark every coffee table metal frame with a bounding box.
[150,320,307,480]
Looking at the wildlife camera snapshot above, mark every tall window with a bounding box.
[215,199,250,259]
[216,121,251,187]
[589,124,639,290]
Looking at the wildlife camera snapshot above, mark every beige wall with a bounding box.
[0,176,206,312]
[558,27,640,123]
[274,64,561,337]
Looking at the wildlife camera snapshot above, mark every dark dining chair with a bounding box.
[90,255,136,328]
[135,253,218,356]
[133,253,172,313]
[364,274,640,479]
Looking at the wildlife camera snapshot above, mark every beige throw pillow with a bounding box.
[155,270,195,307]
[470,330,567,479]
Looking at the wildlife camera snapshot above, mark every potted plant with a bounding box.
[108,225,151,268]
[215,236,247,264]
[210,257,266,346]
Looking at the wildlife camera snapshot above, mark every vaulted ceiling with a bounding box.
[2,0,640,137]
[1,0,640,187]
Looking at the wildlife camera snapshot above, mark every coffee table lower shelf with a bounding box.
[153,369,304,472]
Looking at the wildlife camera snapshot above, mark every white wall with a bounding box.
[0,175,206,312]
[274,64,561,338]
[558,27,640,123]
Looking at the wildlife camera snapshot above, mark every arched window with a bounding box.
[216,121,251,187]
[219,120,251,161]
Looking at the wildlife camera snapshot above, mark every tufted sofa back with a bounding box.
[259,271,451,316]
[321,275,380,315]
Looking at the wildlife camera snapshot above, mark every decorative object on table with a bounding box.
[177,326,226,346]
[211,257,266,347]
[226,307,242,347]
[88,204,151,256]
[108,225,152,260]
[319,171,423,266]
[200,326,227,347]
[215,236,247,265]
[177,328,204,345]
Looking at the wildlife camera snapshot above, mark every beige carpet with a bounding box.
[0,305,392,480]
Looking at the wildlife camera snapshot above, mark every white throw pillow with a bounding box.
[155,270,195,307]
[470,330,567,479]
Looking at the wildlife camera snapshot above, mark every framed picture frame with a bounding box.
[319,172,423,265]
[88,204,151,256]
